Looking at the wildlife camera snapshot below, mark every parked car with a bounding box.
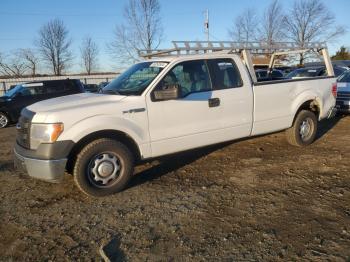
[255,69,285,82]
[286,66,347,79]
[336,70,350,113]
[14,47,337,197]
[83,84,99,93]
[0,79,84,128]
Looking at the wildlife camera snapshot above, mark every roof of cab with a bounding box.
[141,51,240,63]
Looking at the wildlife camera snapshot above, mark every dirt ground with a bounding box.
[0,116,349,261]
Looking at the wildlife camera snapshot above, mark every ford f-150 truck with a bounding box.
[14,41,337,197]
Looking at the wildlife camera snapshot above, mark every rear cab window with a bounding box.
[207,59,243,90]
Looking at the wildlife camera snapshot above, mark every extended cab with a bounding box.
[14,42,337,197]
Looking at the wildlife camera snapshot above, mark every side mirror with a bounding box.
[153,84,180,101]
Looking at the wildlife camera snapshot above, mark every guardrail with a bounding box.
[0,74,120,95]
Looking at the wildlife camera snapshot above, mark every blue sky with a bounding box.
[0,0,349,73]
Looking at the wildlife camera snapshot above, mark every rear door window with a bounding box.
[45,81,65,94]
[207,59,243,90]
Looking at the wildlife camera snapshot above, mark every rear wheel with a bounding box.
[286,110,318,146]
[73,138,134,197]
[0,112,9,128]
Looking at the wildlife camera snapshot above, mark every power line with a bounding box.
[0,37,112,41]
[0,11,119,17]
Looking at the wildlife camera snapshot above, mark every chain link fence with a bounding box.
[0,74,119,95]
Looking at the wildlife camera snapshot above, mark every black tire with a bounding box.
[73,138,134,197]
[0,112,9,128]
[286,110,318,147]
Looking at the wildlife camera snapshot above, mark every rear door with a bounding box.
[44,81,66,99]
[206,58,253,138]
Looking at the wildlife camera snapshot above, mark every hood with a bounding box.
[337,82,350,93]
[28,93,127,113]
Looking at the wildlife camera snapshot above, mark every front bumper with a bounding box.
[14,149,67,183]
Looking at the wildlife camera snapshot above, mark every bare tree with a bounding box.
[228,8,258,44]
[37,18,72,75]
[18,48,39,76]
[0,51,27,77]
[332,46,350,60]
[80,37,99,75]
[108,0,163,64]
[283,0,346,65]
[260,0,284,46]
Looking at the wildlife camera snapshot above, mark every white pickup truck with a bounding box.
[14,42,337,197]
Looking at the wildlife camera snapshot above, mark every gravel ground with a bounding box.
[0,116,349,261]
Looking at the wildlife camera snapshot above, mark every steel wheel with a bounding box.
[0,113,9,128]
[299,118,314,141]
[87,152,123,188]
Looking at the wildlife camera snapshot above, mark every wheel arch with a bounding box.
[292,98,321,125]
[66,129,141,174]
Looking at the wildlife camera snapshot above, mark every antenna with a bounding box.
[204,9,209,42]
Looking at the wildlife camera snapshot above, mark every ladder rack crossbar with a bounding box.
[138,41,327,58]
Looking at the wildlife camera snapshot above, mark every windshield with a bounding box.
[4,84,23,97]
[102,61,168,95]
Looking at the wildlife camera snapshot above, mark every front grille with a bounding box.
[16,115,31,149]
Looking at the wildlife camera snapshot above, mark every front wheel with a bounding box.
[73,138,134,197]
[286,110,318,147]
[0,112,9,128]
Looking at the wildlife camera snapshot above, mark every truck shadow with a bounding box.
[128,141,233,189]
[0,161,14,172]
[128,115,345,190]
[315,115,343,141]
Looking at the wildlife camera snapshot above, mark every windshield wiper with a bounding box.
[102,89,122,95]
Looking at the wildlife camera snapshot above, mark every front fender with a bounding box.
[58,115,148,146]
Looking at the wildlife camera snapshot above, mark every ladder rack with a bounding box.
[137,41,333,83]
[138,41,327,58]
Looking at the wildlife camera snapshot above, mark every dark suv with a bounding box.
[0,79,84,128]
[336,70,350,113]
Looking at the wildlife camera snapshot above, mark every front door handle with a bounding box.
[208,98,220,108]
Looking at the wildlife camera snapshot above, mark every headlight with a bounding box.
[30,123,64,149]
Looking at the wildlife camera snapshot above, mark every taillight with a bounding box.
[332,83,337,98]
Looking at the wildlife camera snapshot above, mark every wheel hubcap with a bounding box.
[89,153,121,186]
[0,115,8,128]
[299,118,312,140]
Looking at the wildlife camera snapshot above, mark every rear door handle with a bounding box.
[208,98,220,107]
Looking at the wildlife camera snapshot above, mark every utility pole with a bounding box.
[204,9,209,42]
